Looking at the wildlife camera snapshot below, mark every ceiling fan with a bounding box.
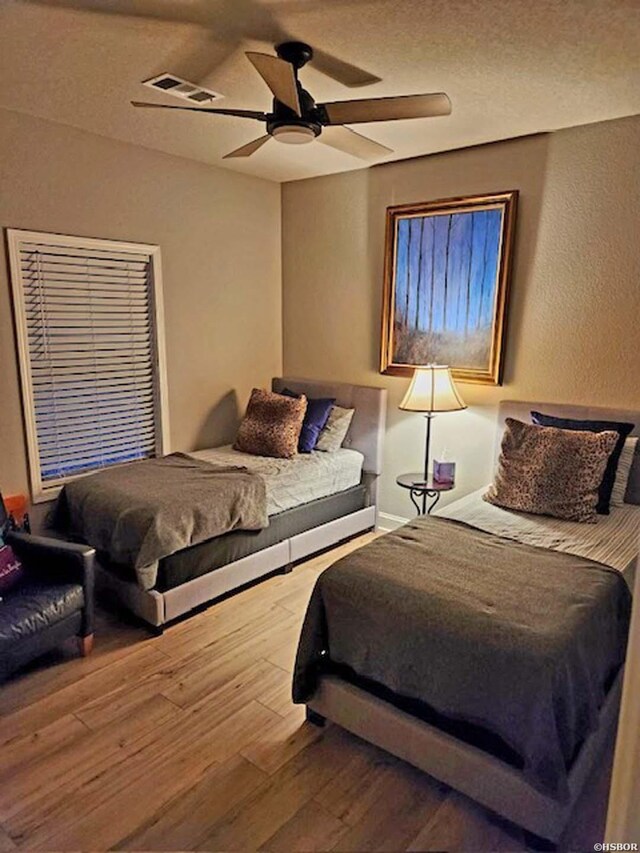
[132,41,452,161]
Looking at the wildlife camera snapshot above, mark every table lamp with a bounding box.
[399,365,467,485]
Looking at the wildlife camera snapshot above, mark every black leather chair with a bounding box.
[0,532,95,681]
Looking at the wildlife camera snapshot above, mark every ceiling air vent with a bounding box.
[142,74,224,104]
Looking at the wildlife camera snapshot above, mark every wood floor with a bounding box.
[0,533,613,852]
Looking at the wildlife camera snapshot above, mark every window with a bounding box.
[8,229,169,501]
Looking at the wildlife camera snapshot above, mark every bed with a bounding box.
[89,377,387,629]
[294,400,639,844]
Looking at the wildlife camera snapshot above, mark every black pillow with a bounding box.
[530,411,634,514]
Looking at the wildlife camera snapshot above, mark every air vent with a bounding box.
[143,74,224,104]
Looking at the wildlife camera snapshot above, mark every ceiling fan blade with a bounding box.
[23,0,208,24]
[320,93,452,125]
[223,135,272,159]
[310,49,381,88]
[319,126,392,161]
[246,52,301,116]
[131,102,268,121]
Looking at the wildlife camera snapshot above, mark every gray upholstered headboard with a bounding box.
[495,399,640,468]
[272,377,387,476]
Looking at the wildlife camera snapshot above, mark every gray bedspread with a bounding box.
[54,453,267,589]
[293,516,631,799]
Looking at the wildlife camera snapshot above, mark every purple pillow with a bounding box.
[0,543,24,595]
[531,411,634,514]
[282,389,336,453]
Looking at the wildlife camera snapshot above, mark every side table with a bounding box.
[396,473,455,515]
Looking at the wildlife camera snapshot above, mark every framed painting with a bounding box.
[380,190,518,385]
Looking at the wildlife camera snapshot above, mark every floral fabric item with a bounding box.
[0,542,23,596]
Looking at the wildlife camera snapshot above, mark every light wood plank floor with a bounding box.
[0,533,613,852]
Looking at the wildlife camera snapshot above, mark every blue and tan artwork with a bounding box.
[381,192,517,385]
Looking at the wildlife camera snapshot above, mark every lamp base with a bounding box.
[422,412,434,483]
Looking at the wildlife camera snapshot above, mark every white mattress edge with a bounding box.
[436,486,640,585]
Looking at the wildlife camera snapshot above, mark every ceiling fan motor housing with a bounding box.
[267,85,321,142]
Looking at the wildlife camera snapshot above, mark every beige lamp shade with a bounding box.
[399,365,467,413]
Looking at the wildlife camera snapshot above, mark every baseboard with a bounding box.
[376,511,410,532]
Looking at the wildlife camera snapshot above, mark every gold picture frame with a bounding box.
[380,190,518,385]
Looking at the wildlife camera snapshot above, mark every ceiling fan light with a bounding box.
[272,125,316,145]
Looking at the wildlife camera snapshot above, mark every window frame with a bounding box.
[7,228,170,503]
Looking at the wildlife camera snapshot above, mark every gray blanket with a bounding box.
[293,516,631,799]
[55,453,267,589]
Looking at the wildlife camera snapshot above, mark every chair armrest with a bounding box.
[7,532,95,578]
[7,532,95,636]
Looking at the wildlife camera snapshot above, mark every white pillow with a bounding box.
[315,405,355,452]
[611,436,638,507]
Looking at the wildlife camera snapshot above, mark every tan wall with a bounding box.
[0,108,282,502]
[282,116,640,520]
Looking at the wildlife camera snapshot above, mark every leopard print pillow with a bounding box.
[484,418,619,522]
[234,388,307,459]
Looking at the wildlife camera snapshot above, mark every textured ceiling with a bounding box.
[1,0,639,183]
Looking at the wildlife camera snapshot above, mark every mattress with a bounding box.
[189,445,364,516]
[156,483,367,591]
[437,487,640,586]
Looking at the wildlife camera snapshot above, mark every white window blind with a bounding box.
[8,230,169,501]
